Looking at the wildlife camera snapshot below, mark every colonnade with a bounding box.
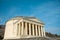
[17,21,45,37]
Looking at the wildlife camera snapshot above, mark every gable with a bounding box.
[28,18,42,23]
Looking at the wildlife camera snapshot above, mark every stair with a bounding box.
[3,37,59,40]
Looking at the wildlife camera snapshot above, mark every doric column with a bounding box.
[38,25,41,36]
[25,22,27,35]
[19,23,20,36]
[41,26,43,37]
[32,24,34,36]
[42,26,44,37]
[40,26,42,37]
[36,25,38,36]
[41,26,42,37]
[17,23,19,36]
[37,25,39,36]
[21,22,23,35]
[43,27,46,37]
[29,23,31,35]
[23,22,25,35]
[20,22,22,35]
[44,29,46,37]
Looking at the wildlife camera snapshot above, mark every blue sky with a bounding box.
[0,0,60,35]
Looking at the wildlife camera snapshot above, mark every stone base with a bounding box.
[3,37,58,40]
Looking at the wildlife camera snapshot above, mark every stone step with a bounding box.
[3,37,59,40]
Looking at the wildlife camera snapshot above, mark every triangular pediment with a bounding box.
[28,18,41,23]
[8,16,43,24]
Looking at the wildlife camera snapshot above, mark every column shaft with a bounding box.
[36,25,38,36]
[43,27,45,37]
[25,22,27,35]
[38,25,40,36]
[29,23,31,35]
[17,23,19,36]
[21,22,23,35]
[42,27,43,37]
[41,26,43,37]
[37,25,39,36]
[44,27,46,37]
[40,25,42,37]
[32,24,34,36]
[20,22,22,35]
[19,23,20,36]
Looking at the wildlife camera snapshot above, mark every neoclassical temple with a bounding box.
[4,16,46,39]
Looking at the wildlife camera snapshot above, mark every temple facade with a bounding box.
[4,16,46,39]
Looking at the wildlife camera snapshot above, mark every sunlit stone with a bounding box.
[3,16,46,39]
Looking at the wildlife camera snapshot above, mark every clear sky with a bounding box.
[0,0,60,35]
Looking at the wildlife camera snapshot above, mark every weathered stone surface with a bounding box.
[3,37,59,40]
[4,16,45,39]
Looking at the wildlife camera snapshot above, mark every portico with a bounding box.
[4,16,46,39]
[16,19,45,38]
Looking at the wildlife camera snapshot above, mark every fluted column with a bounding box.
[32,24,34,36]
[25,22,27,35]
[43,27,46,37]
[17,23,19,36]
[23,22,25,35]
[36,25,38,36]
[44,28,46,37]
[19,23,20,36]
[21,22,23,35]
[40,25,42,37]
[20,22,22,35]
[42,26,44,37]
[41,26,43,37]
[40,26,42,37]
[29,23,31,35]
[38,25,41,36]
[37,25,39,36]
